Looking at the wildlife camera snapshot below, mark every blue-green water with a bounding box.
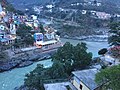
[0,59,52,90]
[0,38,109,90]
[61,38,109,57]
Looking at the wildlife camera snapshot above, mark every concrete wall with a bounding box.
[73,79,90,90]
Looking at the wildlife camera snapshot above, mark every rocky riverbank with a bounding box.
[0,48,56,73]
[63,34,108,42]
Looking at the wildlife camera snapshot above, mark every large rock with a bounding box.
[18,61,33,68]
[29,55,40,61]
[0,47,57,72]
[0,60,20,72]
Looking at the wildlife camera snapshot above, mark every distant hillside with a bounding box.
[103,0,120,6]
[7,0,120,14]
[7,0,50,10]
[0,0,16,12]
[7,0,120,6]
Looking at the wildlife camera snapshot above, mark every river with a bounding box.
[0,38,109,90]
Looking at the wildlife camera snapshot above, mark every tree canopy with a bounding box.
[16,24,32,37]
[39,24,46,34]
[108,22,120,46]
[52,42,92,71]
[24,42,92,90]
[95,65,120,90]
[24,64,46,90]
[24,62,68,90]
[16,24,34,46]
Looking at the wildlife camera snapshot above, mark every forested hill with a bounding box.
[7,0,120,6]
[0,0,16,12]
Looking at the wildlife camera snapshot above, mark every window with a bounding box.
[80,84,83,90]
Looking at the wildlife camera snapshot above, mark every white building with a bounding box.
[10,24,16,34]
[96,12,111,20]
[96,3,101,6]
[82,10,87,14]
[31,15,37,20]
[46,5,54,9]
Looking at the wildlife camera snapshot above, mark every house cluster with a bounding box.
[90,11,111,20]
[71,0,102,7]
[59,8,112,20]
[33,4,55,14]
[33,0,120,21]
[0,3,40,45]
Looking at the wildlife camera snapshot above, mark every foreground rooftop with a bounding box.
[72,69,99,90]
[44,82,77,90]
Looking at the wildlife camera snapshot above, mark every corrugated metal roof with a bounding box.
[72,69,99,90]
[44,82,71,90]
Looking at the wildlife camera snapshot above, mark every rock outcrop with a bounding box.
[0,48,56,72]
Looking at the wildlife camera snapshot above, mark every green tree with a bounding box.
[52,42,92,73]
[16,24,32,37]
[39,24,46,34]
[52,42,74,62]
[24,42,92,89]
[72,43,92,69]
[24,64,46,90]
[108,22,120,46]
[18,24,32,30]
[52,42,74,74]
[95,65,120,90]
[23,34,34,46]
[16,24,34,46]
[13,38,23,48]
[47,60,68,79]
[24,62,68,90]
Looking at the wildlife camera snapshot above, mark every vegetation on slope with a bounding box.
[24,42,92,90]
[95,65,120,90]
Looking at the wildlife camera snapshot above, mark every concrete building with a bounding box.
[44,82,77,90]
[10,23,16,34]
[96,12,111,20]
[72,69,100,90]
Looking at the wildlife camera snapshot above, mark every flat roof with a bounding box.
[72,69,99,90]
[44,82,68,90]
[36,40,57,45]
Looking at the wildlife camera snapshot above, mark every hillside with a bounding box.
[7,0,120,14]
[5,0,120,40]
[0,0,16,12]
